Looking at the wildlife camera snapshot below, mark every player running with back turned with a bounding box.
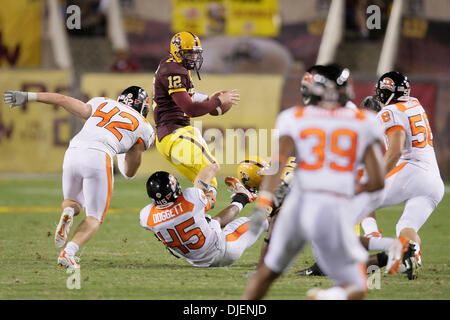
[139,164,267,268]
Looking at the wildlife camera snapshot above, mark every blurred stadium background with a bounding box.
[0,0,449,177]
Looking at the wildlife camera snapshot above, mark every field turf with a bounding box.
[0,174,449,300]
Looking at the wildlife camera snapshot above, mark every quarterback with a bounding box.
[152,31,239,189]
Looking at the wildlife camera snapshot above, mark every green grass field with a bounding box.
[0,174,449,300]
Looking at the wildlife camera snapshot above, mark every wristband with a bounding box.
[27,92,37,101]
[230,202,244,212]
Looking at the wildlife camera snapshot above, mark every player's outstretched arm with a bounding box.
[171,89,239,117]
[4,91,91,120]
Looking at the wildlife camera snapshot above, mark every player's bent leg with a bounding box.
[218,216,268,267]
[55,200,82,248]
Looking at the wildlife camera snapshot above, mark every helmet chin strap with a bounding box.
[385,93,395,105]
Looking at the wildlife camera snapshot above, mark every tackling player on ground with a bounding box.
[139,164,268,268]
[4,87,155,270]
[152,31,240,190]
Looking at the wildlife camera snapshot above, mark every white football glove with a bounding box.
[4,91,29,108]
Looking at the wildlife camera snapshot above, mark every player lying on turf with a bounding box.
[4,87,155,270]
[138,164,268,268]
[152,31,240,190]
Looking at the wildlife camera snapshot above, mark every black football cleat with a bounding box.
[296,263,325,276]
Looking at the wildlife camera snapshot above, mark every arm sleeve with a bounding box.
[171,91,221,117]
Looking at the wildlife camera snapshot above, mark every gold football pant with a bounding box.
[156,126,218,188]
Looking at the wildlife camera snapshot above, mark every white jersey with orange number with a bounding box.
[139,187,223,267]
[69,97,155,157]
[377,97,439,172]
[276,106,384,197]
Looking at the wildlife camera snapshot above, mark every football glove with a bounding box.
[4,91,29,108]
[272,181,290,212]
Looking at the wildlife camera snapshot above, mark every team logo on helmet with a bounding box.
[171,34,182,55]
[155,192,161,198]
[169,175,177,192]
[302,72,313,84]
[239,170,250,186]
[380,78,395,92]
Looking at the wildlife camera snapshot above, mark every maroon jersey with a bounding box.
[152,56,195,141]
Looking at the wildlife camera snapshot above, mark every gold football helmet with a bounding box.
[170,31,203,72]
[237,156,269,193]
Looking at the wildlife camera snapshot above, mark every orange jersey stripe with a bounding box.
[386,162,407,178]
[385,125,405,136]
[226,222,249,242]
[101,154,113,223]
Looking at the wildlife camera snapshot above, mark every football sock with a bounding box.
[361,217,379,235]
[368,237,395,251]
[65,241,79,256]
[63,206,75,217]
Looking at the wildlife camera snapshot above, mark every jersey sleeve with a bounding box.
[377,106,405,136]
[86,97,107,116]
[139,205,152,231]
[184,187,208,209]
